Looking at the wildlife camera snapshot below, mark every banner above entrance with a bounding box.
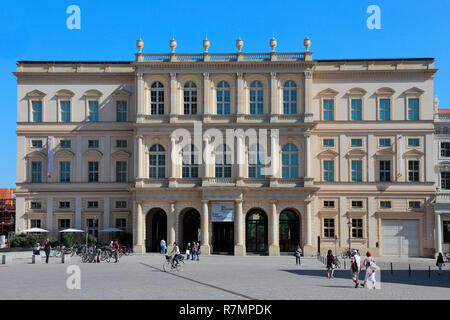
[211,202,234,222]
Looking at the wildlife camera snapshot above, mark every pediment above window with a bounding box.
[375,87,395,96]
[83,89,103,98]
[346,149,366,157]
[403,87,424,96]
[83,149,103,157]
[112,88,131,97]
[55,89,75,98]
[318,88,339,97]
[26,89,46,98]
[25,150,47,159]
[111,150,131,159]
[403,149,424,157]
[317,149,339,158]
[375,149,394,156]
[346,87,367,96]
[55,150,75,158]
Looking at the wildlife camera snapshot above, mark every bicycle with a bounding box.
[163,254,184,272]
[341,248,352,259]
[333,256,342,268]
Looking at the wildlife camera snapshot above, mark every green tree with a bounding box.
[61,232,75,247]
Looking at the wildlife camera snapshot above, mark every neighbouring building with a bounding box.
[434,107,450,255]
[0,188,16,239]
[15,37,439,257]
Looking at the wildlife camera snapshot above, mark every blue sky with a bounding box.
[0,0,449,187]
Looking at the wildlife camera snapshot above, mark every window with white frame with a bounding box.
[441,142,450,157]
[60,140,71,148]
[59,201,70,209]
[408,138,420,147]
[351,160,363,182]
[116,101,127,122]
[322,99,334,120]
[351,218,363,238]
[151,81,164,115]
[408,98,419,120]
[31,219,41,228]
[409,201,420,209]
[323,160,334,182]
[116,140,127,148]
[87,201,99,209]
[88,101,99,122]
[88,140,99,148]
[149,144,165,179]
[282,143,298,178]
[379,99,390,120]
[216,81,230,115]
[87,218,99,238]
[283,80,297,114]
[32,101,43,122]
[60,100,71,122]
[379,160,391,182]
[116,218,126,231]
[379,138,391,147]
[115,201,127,209]
[31,161,42,183]
[116,161,127,182]
[351,200,363,209]
[249,81,264,115]
[323,139,335,147]
[31,140,43,148]
[441,172,450,190]
[351,99,362,120]
[88,161,99,182]
[30,201,42,209]
[59,161,71,183]
[215,144,232,178]
[408,160,419,182]
[380,201,391,209]
[351,138,362,147]
[183,81,197,115]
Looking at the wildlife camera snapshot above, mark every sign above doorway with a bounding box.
[211,202,234,222]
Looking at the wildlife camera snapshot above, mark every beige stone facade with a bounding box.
[15,38,438,257]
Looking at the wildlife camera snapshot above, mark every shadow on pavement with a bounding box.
[280,268,450,289]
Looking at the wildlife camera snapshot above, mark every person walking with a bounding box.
[326,250,336,279]
[196,242,201,261]
[436,252,445,275]
[192,242,198,261]
[350,249,361,288]
[114,241,120,263]
[44,238,51,264]
[361,251,377,289]
[160,239,166,254]
[295,245,302,266]
[186,242,191,260]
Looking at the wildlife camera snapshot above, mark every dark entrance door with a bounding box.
[213,222,234,254]
[151,210,167,252]
[246,210,268,253]
[279,210,300,252]
[182,209,200,250]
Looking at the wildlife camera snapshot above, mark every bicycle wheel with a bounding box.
[176,261,184,272]
[81,254,88,263]
[163,261,172,272]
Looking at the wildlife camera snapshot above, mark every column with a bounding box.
[303,196,314,256]
[234,199,245,256]
[203,136,211,179]
[136,135,143,180]
[268,201,280,256]
[269,131,280,187]
[236,135,245,186]
[170,72,178,121]
[303,70,313,122]
[236,73,245,119]
[270,72,278,120]
[203,73,210,115]
[75,196,81,229]
[200,200,211,255]
[133,201,145,253]
[46,197,54,236]
[435,212,443,256]
[136,72,144,120]
[166,202,176,253]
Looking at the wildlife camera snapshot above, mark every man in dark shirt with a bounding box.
[44,239,51,264]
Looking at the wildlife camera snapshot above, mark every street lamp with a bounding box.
[347,220,352,253]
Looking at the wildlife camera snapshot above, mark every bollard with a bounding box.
[344,260,346,269]
[428,266,431,279]
[390,262,393,275]
[408,264,411,277]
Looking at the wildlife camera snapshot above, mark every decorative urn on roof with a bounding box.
[136,38,144,53]
[304,37,311,52]
[203,37,210,53]
[270,37,277,52]
[170,38,177,53]
[236,38,244,53]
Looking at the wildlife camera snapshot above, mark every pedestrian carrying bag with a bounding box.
[351,260,358,272]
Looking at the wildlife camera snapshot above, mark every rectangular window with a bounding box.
[324,218,335,238]
[88,101,99,122]
[60,100,71,122]
[323,139,335,147]
[323,99,334,121]
[351,201,363,209]
[88,140,99,148]
[441,142,450,157]
[323,200,335,208]
[116,218,126,231]
[59,201,70,209]
[408,138,420,147]
[116,161,127,182]
[408,98,419,120]
[351,139,362,147]
[380,201,391,209]
[441,172,450,190]
[379,160,391,182]
[59,161,71,183]
[323,160,334,182]
[30,202,42,209]
[59,219,70,230]
[31,140,43,148]
[32,101,42,122]
[87,218,99,238]
[443,221,450,244]
[115,201,127,209]
[30,219,41,228]
[31,161,42,183]
[409,201,420,209]
[351,99,362,120]
[116,140,127,148]
[351,160,363,182]
[408,160,419,182]
[88,161,99,182]
[60,140,71,148]
[351,219,363,238]
[379,138,391,147]
[87,201,99,208]
[116,101,127,122]
[379,99,390,120]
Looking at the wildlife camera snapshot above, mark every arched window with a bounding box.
[184,81,197,115]
[150,82,164,115]
[248,144,265,178]
[149,144,165,178]
[282,144,299,178]
[249,81,264,115]
[217,81,230,115]
[215,144,232,178]
[182,144,199,178]
[283,81,297,114]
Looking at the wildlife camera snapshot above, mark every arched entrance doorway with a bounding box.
[279,209,300,252]
[145,208,167,252]
[182,209,200,251]
[246,209,268,253]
